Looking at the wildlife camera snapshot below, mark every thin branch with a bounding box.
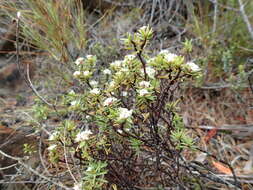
[212,0,218,34]
[248,73,253,94]
[0,163,17,171]
[238,0,253,40]
[25,62,53,106]
[16,12,57,109]
[0,149,70,190]
[38,132,51,177]
[131,40,148,80]
[149,0,157,25]
[0,180,47,184]
[208,0,240,12]
[63,127,78,184]
[197,124,253,132]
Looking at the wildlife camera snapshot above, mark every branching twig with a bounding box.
[196,148,240,189]
[63,126,78,184]
[0,149,70,190]
[131,40,148,80]
[16,12,58,110]
[0,163,17,171]
[248,72,253,94]
[238,0,253,40]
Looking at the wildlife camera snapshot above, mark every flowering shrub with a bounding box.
[43,26,203,189]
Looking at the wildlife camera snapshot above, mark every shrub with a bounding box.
[38,26,205,189]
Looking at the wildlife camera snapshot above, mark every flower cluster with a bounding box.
[90,88,100,95]
[160,50,178,63]
[73,182,82,190]
[138,89,149,96]
[103,97,117,106]
[75,57,85,65]
[139,81,150,88]
[71,100,79,106]
[103,69,111,75]
[75,129,92,142]
[73,55,97,79]
[143,67,156,78]
[186,61,201,72]
[118,108,133,120]
[48,144,57,151]
[137,80,153,97]
[110,60,123,70]
[90,80,98,87]
[48,132,59,141]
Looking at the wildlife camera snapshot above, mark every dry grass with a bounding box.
[182,87,252,126]
[180,86,253,188]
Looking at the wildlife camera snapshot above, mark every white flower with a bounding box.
[90,80,98,86]
[74,70,91,78]
[75,130,92,142]
[69,90,75,95]
[139,26,148,31]
[103,97,117,106]
[109,81,115,88]
[124,54,135,61]
[186,61,201,72]
[48,132,59,141]
[118,108,133,120]
[159,49,170,55]
[90,88,100,95]
[139,81,150,88]
[73,71,81,78]
[120,67,129,72]
[164,53,178,62]
[75,57,85,65]
[110,60,123,68]
[86,166,92,172]
[17,11,21,18]
[159,50,178,62]
[83,71,90,77]
[71,100,78,106]
[122,91,128,97]
[86,55,97,63]
[139,89,149,96]
[138,26,153,36]
[125,127,131,132]
[48,144,57,151]
[117,129,123,134]
[103,69,111,75]
[73,183,82,190]
[86,55,93,59]
[145,67,156,78]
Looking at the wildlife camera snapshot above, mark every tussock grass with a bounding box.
[1,0,87,63]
